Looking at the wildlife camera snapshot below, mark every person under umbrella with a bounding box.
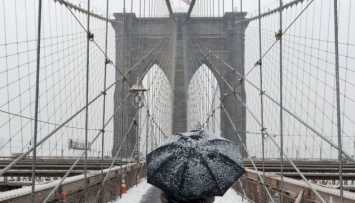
[147,130,245,202]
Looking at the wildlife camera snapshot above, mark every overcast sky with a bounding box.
[70,0,296,18]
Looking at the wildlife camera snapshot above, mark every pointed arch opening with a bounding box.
[140,64,172,156]
[187,64,221,135]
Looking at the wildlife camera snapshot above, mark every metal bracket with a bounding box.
[255,60,262,66]
[275,30,282,40]
[105,58,112,65]
[88,32,94,41]
[123,75,128,81]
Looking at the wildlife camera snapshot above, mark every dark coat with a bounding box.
[160,191,215,203]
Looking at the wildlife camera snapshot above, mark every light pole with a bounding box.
[130,78,147,163]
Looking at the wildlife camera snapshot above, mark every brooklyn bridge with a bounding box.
[0,0,354,202]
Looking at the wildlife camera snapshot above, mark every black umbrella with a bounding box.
[146,130,245,200]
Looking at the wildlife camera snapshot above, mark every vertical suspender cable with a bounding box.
[222,0,224,16]
[213,0,215,32]
[240,0,244,157]
[84,0,91,201]
[100,0,110,201]
[257,0,266,182]
[121,0,126,164]
[333,0,343,202]
[146,84,149,156]
[278,0,284,201]
[31,0,43,202]
[218,0,220,37]
[232,0,234,73]
[129,0,134,176]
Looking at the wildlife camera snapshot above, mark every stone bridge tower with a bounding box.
[111,12,248,158]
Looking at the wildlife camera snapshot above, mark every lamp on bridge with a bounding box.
[130,78,147,109]
[130,78,147,163]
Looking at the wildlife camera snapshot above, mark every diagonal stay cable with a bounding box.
[52,0,117,23]
[56,0,173,88]
[118,31,176,143]
[220,102,275,203]
[227,92,326,203]
[135,32,175,84]
[186,31,274,201]
[0,28,175,176]
[191,27,322,199]
[183,0,196,24]
[205,45,326,201]
[194,0,314,81]
[56,0,125,79]
[243,0,315,79]
[94,110,145,201]
[95,33,175,199]
[138,41,175,139]
[0,110,102,151]
[95,48,175,200]
[125,31,175,76]
[194,36,327,202]
[164,0,176,23]
[185,33,222,131]
[126,36,176,140]
[0,68,126,176]
[42,92,132,203]
[190,30,355,163]
[142,35,175,138]
[189,28,274,202]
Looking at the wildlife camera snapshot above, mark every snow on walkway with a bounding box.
[112,179,246,203]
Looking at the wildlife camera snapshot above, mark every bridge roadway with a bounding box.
[0,157,354,202]
[0,157,129,179]
[239,159,355,203]
[243,159,355,180]
[0,156,146,202]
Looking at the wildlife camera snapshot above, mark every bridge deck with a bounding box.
[244,159,355,181]
[1,158,355,202]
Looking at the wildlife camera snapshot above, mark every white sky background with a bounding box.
[242,0,355,159]
[0,0,117,157]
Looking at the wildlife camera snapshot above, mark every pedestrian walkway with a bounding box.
[112,179,246,203]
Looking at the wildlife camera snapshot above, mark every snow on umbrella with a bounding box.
[146,130,245,200]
